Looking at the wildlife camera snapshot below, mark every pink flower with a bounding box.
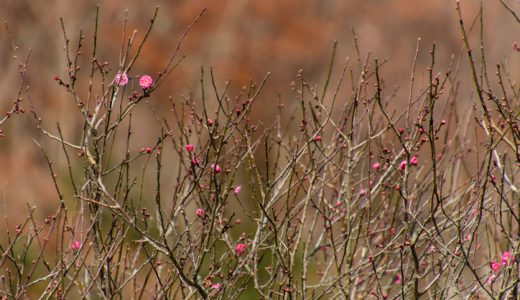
[501,251,512,266]
[191,157,200,166]
[211,164,221,174]
[491,261,501,272]
[399,160,407,171]
[235,243,247,256]
[115,72,129,86]
[185,144,195,152]
[71,240,81,251]
[372,162,381,171]
[359,188,367,197]
[314,135,322,142]
[211,283,222,291]
[139,75,153,89]
[196,208,205,218]
[394,273,402,284]
[410,156,419,166]
[233,185,242,195]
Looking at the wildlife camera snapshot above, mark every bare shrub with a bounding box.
[1,3,519,299]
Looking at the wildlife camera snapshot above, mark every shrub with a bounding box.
[0,3,519,299]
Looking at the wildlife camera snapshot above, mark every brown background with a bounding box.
[1,0,519,221]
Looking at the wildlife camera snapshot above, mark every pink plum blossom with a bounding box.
[185,144,195,152]
[115,72,129,86]
[211,164,222,174]
[139,75,153,89]
[235,243,247,256]
[196,208,205,218]
[491,261,501,272]
[372,162,381,171]
[233,185,242,195]
[410,156,419,166]
[501,251,512,266]
[191,157,200,166]
[71,240,81,251]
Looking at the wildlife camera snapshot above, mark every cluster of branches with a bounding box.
[1,2,519,299]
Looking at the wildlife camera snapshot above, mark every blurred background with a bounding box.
[1,0,520,222]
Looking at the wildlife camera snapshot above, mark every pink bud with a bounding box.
[71,240,81,251]
[394,273,402,284]
[233,185,242,195]
[191,157,201,166]
[410,156,419,166]
[211,164,221,174]
[399,160,407,171]
[196,208,205,218]
[314,135,322,142]
[235,243,247,256]
[359,188,367,197]
[185,144,195,152]
[501,251,512,266]
[372,162,381,171]
[491,261,501,272]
